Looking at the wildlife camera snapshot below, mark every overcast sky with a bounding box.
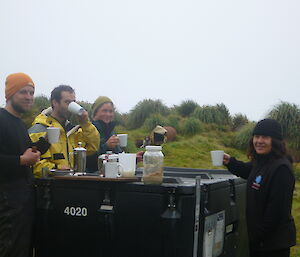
[0,0,299,121]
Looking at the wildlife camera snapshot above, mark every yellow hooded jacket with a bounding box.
[28,113,100,177]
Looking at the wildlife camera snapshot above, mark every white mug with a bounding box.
[210,150,224,166]
[117,134,128,148]
[47,127,60,144]
[104,162,123,178]
[68,102,85,116]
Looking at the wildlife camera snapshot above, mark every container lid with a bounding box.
[99,154,107,159]
[145,145,162,151]
[74,142,86,151]
[108,154,119,160]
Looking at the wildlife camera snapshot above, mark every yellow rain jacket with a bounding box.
[28,113,100,177]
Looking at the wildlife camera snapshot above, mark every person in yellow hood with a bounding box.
[28,85,99,177]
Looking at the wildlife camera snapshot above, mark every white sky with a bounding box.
[0,0,299,121]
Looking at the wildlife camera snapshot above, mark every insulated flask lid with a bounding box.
[145,145,162,151]
[74,142,86,152]
[108,154,119,162]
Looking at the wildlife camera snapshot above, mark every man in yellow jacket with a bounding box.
[28,85,99,177]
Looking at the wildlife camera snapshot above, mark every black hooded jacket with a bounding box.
[226,155,296,251]
[92,120,122,154]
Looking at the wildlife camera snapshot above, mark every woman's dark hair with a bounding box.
[247,136,293,163]
[50,85,75,107]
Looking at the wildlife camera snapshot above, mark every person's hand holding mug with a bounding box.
[106,135,119,149]
[20,148,41,166]
[223,153,231,165]
[78,110,89,124]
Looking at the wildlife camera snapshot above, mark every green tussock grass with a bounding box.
[163,133,247,168]
[126,127,249,168]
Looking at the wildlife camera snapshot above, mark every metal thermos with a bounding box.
[73,142,86,173]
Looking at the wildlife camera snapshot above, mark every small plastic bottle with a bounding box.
[143,146,164,184]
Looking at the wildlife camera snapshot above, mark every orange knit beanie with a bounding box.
[5,73,35,100]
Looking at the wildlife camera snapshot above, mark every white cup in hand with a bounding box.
[47,127,60,144]
[117,134,128,148]
[210,150,224,166]
[68,102,85,116]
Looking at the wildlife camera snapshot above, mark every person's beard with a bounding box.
[58,109,71,121]
[11,98,30,113]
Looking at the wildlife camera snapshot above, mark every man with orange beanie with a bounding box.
[0,73,41,257]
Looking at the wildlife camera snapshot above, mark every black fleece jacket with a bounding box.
[226,155,296,251]
[0,108,33,189]
[0,108,50,190]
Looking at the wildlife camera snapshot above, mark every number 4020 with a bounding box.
[64,206,88,217]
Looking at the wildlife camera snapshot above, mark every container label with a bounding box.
[203,210,225,257]
[63,206,88,217]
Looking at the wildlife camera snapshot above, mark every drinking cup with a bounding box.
[68,102,85,116]
[210,150,224,166]
[47,127,60,144]
[104,162,123,178]
[117,134,128,148]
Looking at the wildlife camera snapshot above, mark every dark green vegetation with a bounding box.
[24,97,300,256]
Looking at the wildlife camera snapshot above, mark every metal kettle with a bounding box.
[73,142,86,173]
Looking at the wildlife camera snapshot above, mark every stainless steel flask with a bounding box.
[73,142,86,173]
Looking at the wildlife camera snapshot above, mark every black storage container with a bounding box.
[34,168,249,257]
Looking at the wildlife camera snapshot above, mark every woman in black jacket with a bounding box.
[224,119,296,257]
